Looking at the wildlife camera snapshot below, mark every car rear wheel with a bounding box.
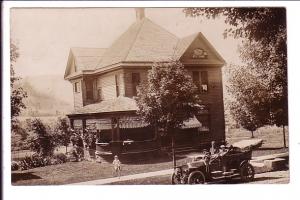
[240,162,255,182]
[188,171,205,184]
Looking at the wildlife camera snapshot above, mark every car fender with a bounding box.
[240,160,250,168]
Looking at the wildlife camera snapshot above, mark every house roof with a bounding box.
[71,97,138,115]
[96,18,178,69]
[64,17,225,79]
[71,47,106,71]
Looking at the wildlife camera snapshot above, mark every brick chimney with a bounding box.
[135,8,145,21]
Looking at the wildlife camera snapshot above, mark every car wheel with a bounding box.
[171,173,181,184]
[188,171,206,184]
[240,162,255,182]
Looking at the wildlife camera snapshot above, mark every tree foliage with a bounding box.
[55,118,72,153]
[227,65,269,135]
[136,61,203,134]
[27,118,57,157]
[184,8,288,129]
[11,42,27,132]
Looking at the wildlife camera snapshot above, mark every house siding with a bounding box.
[186,66,225,142]
[71,78,84,111]
[123,68,148,97]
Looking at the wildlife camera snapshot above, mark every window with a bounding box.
[200,71,208,93]
[115,74,120,97]
[132,73,140,96]
[97,87,103,101]
[192,71,200,84]
[86,79,94,100]
[192,71,208,93]
[74,82,80,93]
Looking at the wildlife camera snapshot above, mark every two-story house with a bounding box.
[64,9,226,157]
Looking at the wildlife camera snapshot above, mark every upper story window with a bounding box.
[192,71,208,93]
[115,74,120,97]
[85,79,94,100]
[97,87,103,101]
[192,71,200,84]
[96,79,102,101]
[132,73,140,96]
[200,71,208,92]
[74,82,80,93]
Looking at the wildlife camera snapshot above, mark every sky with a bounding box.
[11,8,242,78]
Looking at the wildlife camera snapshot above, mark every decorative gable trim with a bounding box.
[178,32,226,66]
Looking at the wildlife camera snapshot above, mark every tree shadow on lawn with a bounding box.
[12,172,42,183]
[119,153,187,165]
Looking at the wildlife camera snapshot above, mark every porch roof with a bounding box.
[70,97,138,115]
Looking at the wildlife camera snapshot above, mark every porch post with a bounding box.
[82,119,87,158]
[116,117,120,141]
[70,118,74,129]
[111,117,116,141]
[82,119,86,136]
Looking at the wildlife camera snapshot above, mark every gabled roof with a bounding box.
[65,17,226,79]
[72,47,106,71]
[174,33,199,59]
[64,48,106,78]
[96,18,178,69]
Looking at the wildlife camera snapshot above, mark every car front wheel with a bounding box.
[171,172,182,184]
[188,171,206,184]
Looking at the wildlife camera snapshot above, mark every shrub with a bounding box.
[53,153,67,164]
[17,153,68,171]
[27,118,57,157]
[11,161,20,171]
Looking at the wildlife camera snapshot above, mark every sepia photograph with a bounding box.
[8,6,289,187]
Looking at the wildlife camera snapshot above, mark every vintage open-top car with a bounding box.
[171,145,255,184]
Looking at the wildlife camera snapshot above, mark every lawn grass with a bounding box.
[12,154,187,185]
[226,126,289,148]
[12,125,289,185]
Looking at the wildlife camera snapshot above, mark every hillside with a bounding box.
[16,75,73,117]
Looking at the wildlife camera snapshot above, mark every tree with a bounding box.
[184,8,287,146]
[136,61,203,168]
[55,118,72,153]
[11,42,27,133]
[226,65,270,138]
[27,118,57,157]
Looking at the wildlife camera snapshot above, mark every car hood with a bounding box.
[232,139,263,149]
[187,160,206,168]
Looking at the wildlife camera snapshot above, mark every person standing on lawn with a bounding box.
[112,155,121,178]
